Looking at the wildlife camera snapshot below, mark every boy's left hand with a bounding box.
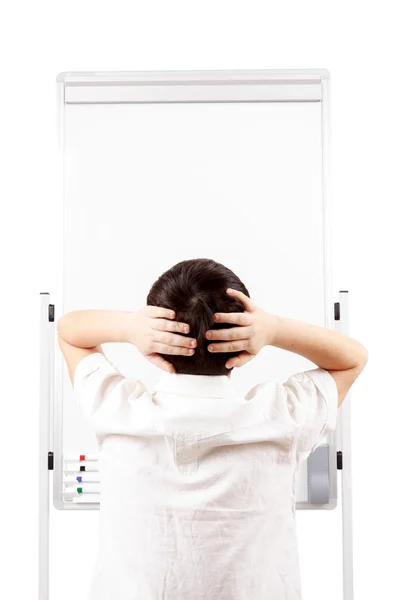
[130,306,197,373]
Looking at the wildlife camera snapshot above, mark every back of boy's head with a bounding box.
[146,258,250,376]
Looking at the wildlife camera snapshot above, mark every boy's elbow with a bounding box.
[355,344,369,371]
[362,347,369,365]
[57,313,72,340]
[57,315,66,338]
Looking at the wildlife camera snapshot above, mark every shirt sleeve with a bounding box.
[283,367,338,463]
[73,352,144,422]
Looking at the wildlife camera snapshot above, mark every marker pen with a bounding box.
[64,454,98,462]
[64,473,100,483]
[64,463,99,473]
[64,483,101,494]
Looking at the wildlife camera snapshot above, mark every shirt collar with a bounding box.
[153,373,236,399]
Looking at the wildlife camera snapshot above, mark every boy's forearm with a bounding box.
[57,310,134,348]
[269,315,368,371]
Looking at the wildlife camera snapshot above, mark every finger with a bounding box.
[146,353,175,373]
[206,326,252,341]
[152,342,196,356]
[154,332,197,349]
[151,319,190,334]
[226,288,255,311]
[213,312,252,326]
[208,340,249,353]
[225,352,254,369]
[145,306,176,320]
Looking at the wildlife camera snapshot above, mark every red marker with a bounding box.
[64,454,98,462]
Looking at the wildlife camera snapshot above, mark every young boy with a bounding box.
[57,258,368,600]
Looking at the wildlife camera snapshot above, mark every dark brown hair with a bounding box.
[147,258,249,375]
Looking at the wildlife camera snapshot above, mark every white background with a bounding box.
[1,2,398,599]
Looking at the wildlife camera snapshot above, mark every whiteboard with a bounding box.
[49,71,341,600]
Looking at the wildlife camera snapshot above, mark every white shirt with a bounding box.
[74,352,338,600]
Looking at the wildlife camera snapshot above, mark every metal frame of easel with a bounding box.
[39,69,354,600]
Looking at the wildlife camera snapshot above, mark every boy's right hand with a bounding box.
[205,289,279,369]
[130,306,197,373]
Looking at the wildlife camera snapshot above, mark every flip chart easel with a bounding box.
[39,69,354,600]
